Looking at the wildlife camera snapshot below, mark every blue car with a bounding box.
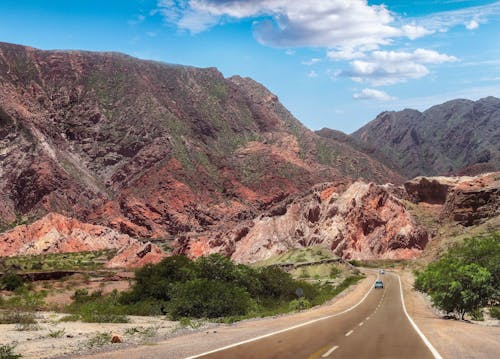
[374,280,384,289]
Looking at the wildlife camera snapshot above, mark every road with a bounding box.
[189,273,436,359]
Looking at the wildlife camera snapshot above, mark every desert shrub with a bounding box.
[0,311,37,325]
[0,288,46,311]
[289,298,311,311]
[330,266,342,278]
[489,306,500,319]
[168,279,254,319]
[85,332,112,348]
[0,344,22,359]
[0,273,24,291]
[48,328,66,338]
[71,289,102,303]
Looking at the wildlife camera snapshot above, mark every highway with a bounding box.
[189,273,437,359]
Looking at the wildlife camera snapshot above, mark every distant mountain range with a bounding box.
[349,97,500,178]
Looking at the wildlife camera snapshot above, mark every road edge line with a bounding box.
[185,274,375,359]
[397,274,443,359]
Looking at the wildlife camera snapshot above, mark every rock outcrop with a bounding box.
[182,180,428,263]
[405,172,500,226]
[0,212,165,267]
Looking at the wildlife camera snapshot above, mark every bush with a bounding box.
[489,306,500,319]
[289,298,311,311]
[415,233,499,319]
[0,344,22,359]
[128,255,195,302]
[0,273,24,291]
[168,279,254,319]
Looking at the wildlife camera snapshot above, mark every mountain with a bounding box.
[0,42,402,242]
[351,97,500,178]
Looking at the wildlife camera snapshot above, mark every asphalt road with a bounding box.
[190,273,435,359]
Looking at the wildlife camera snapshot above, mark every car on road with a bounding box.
[374,280,384,289]
[379,269,385,274]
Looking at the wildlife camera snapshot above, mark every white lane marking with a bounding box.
[366,316,370,320]
[322,345,339,357]
[397,274,443,359]
[186,275,376,359]
[345,330,354,337]
[358,322,364,326]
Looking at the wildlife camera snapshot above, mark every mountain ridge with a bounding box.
[350,96,500,178]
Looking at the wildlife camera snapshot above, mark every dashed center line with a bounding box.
[345,330,354,337]
[321,345,339,357]
[366,316,370,320]
[358,322,364,326]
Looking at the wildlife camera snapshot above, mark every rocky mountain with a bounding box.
[186,180,429,263]
[0,42,402,244]
[1,41,497,266]
[351,97,500,178]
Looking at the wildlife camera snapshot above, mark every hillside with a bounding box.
[351,97,500,178]
[0,41,402,242]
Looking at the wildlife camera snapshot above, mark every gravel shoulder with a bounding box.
[400,271,500,359]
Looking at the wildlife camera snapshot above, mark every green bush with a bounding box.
[127,255,195,302]
[415,233,499,319]
[489,306,500,319]
[289,298,311,311]
[0,273,24,291]
[168,279,254,319]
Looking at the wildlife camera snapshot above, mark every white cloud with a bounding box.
[410,2,500,33]
[401,24,434,39]
[344,49,458,86]
[465,19,479,30]
[156,0,433,49]
[302,58,321,66]
[327,48,366,60]
[285,49,295,55]
[353,88,396,101]
[308,70,318,78]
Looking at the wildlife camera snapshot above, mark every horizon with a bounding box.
[1,0,499,132]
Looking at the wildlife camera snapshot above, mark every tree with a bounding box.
[168,278,254,319]
[415,233,498,319]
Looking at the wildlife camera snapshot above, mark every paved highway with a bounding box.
[189,273,438,359]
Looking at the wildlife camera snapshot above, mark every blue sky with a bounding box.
[0,1,499,133]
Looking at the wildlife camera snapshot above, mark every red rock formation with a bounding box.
[105,241,167,269]
[0,41,402,243]
[405,172,500,226]
[184,181,428,263]
[0,212,165,268]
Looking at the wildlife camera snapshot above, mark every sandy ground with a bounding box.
[0,312,205,359]
[401,271,500,359]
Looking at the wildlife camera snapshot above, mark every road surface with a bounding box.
[189,273,436,359]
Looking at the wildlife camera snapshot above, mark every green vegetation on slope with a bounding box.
[414,233,499,319]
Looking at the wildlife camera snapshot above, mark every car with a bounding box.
[374,280,384,289]
[379,269,385,274]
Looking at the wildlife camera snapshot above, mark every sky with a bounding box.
[0,1,499,133]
